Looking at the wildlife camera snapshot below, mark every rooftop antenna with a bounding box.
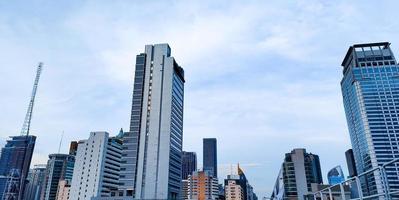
[58,131,64,153]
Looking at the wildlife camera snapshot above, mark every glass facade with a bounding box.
[203,138,218,178]
[41,154,75,200]
[0,135,36,199]
[341,42,399,196]
[181,151,197,180]
[327,166,345,185]
[118,53,147,196]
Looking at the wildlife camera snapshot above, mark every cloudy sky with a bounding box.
[1,0,399,196]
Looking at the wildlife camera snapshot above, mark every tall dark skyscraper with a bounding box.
[0,135,36,199]
[131,44,185,199]
[340,42,399,195]
[345,149,357,178]
[181,151,197,180]
[203,138,217,178]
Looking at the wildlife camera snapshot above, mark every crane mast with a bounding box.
[20,63,42,136]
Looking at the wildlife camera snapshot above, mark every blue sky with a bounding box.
[1,0,399,197]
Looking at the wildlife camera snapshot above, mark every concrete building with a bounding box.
[340,42,399,196]
[182,151,197,180]
[187,171,219,200]
[41,154,75,200]
[0,135,36,199]
[203,138,217,178]
[134,44,185,199]
[271,148,323,200]
[24,164,47,200]
[225,180,243,200]
[69,132,122,200]
[181,180,189,200]
[55,180,71,200]
[224,165,256,200]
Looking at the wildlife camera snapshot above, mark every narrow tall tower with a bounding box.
[340,42,399,196]
[133,44,185,199]
[203,138,218,178]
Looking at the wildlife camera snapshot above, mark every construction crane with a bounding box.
[20,62,42,136]
[2,63,43,200]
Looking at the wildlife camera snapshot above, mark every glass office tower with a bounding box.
[203,138,218,178]
[341,42,399,196]
[134,44,185,199]
[181,151,197,180]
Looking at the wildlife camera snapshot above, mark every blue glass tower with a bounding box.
[341,42,399,196]
[327,165,345,185]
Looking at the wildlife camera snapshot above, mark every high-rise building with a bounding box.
[271,148,323,200]
[340,42,399,196]
[68,141,78,156]
[24,164,47,200]
[182,151,197,180]
[40,154,75,200]
[69,132,122,199]
[55,180,70,200]
[0,135,36,199]
[224,165,256,200]
[225,179,244,200]
[327,165,345,185]
[181,180,189,200]
[203,138,217,178]
[187,170,219,200]
[134,44,185,199]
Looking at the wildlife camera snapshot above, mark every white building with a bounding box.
[225,180,243,200]
[69,132,122,200]
[134,44,185,199]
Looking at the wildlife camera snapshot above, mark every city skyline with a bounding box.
[2,1,399,196]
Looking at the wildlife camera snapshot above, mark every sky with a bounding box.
[1,0,399,197]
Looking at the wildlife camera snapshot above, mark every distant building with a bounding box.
[24,164,47,200]
[134,44,185,200]
[187,170,219,200]
[225,179,243,200]
[69,132,122,199]
[0,135,36,199]
[340,42,399,196]
[203,138,218,178]
[181,180,189,200]
[41,153,75,200]
[224,165,256,200]
[327,166,345,185]
[271,148,323,200]
[345,149,357,178]
[55,180,71,200]
[68,141,78,156]
[182,151,197,180]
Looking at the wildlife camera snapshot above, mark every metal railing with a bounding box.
[312,158,399,200]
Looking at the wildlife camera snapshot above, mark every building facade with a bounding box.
[271,148,323,200]
[187,171,219,200]
[134,44,185,199]
[40,153,75,200]
[182,151,197,180]
[0,135,36,199]
[224,179,243,200]
[24,164,47,200]
[203,138,217,178]
[327,165,345,185]
[55,180,71,200]
[69,132,122,200]
[340,42,399,196]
